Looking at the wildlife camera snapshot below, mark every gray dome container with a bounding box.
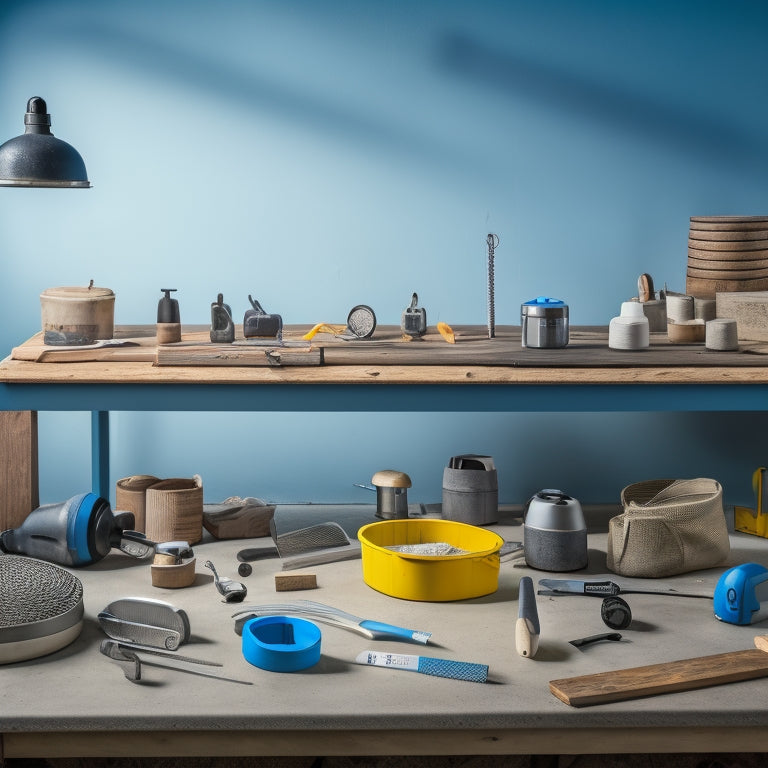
[524,489,587,571]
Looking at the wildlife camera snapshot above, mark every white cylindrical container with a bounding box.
[666,294,695,323]
[40,284,115,346]
[706,318,739,351]
[608,301,650,350]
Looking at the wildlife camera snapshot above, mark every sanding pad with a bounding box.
[0,554,84,664]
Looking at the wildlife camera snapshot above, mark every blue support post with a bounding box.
[91,410,110,500]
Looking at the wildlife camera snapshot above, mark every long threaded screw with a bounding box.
[486,233,499,339]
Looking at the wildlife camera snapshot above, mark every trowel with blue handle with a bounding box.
[714,563,768,625]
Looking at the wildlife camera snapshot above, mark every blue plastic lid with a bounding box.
[523,296,565,306]
[242,616,322,672]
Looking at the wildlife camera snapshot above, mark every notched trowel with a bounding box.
[237,519,361,570]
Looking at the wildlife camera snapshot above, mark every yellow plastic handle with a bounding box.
[437,321,455,344]
[302,323,347,341]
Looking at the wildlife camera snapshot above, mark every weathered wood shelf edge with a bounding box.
[11,325,768,368]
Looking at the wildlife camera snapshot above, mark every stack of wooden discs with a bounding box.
[687,216,768,298]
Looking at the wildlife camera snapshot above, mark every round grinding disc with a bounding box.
[0,554,84,664]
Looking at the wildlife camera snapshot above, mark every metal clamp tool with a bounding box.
[210,293,235,343]
[98,597,190,650]
[243,295,282,340]
[205,560,247,603]
[401,292,427,337]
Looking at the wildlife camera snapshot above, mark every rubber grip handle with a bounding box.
[583,581,621,596]
[416,656,488,683]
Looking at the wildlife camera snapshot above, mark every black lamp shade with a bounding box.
[0,97,90,187]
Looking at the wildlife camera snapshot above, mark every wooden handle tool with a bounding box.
[637,273,655,302]
[550,635,768,707]
[515,576,540,658]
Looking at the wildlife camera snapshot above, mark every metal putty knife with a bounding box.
[232,600,431,644]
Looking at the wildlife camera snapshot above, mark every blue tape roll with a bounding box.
[242,616,321,672]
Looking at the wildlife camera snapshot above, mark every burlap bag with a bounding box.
[606,478,729,578]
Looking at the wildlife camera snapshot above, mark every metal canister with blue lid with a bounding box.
[521,296,569,349]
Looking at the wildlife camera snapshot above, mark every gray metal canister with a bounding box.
[442,455,498,526]
[524,489,587,571]
[520,297,569,349]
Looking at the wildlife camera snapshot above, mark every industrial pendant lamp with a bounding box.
[0,97,90,187]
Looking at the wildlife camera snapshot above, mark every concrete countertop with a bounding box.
[2,504,768,753]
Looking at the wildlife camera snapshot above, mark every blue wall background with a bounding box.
[1,0,767,508]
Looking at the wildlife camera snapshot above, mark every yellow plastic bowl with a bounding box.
[357,519,504,601]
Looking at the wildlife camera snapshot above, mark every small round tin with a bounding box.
[40,284,115,345]
[521,297,569,349]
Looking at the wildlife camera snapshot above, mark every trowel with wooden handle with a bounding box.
[550,635,768,707]
[515,576,540,658]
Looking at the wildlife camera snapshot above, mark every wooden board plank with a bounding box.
[274,572,318,591]
[0,411,38,531]
[550,645,768,707]
[320,329,768,367]
[11,329,157,363]
[156,344,322,367]
[8,324,768,369]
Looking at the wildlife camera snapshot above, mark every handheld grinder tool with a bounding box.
[0,492,155,567]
